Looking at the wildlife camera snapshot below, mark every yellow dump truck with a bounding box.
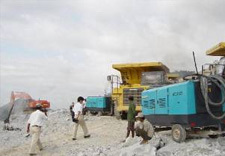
[203,42,225,76]
[111,62,170,119]
[206,42,225,56]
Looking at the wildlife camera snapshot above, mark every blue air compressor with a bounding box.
[142,75,225,142]
[86,96,112,116]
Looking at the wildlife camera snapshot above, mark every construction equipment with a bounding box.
[86,96,112,116]
[4,91,31,124]
[142,42,225,142]
[28,99,50,110]
[206,42,225,56]
[166,73,181,83]
[111,62,170,119]
[11,91,50,111]
[3,91,50,125]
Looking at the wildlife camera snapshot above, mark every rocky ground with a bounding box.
[0,109,225,156]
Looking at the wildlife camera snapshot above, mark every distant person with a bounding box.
[126,96,136,138]
[72,96,90,140]
[27,104,48,155]
[135,112,153,144]
[70,102,75,121]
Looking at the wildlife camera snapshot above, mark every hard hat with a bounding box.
[135,112,144,118]
[36,103,42,108]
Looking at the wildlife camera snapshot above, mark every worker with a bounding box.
[72,96,90,140]
[135,112,153,144]
[126,96,136,138]
[70,102,75,121]
[27,103,48,155]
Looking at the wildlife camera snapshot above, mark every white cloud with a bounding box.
[0,0,224,108]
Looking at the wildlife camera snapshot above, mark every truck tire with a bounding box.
[171,124,186,143]
[90,111,96,115]
[110,102,114,116]
[121,111,127,120]
[97,111,102,116]
[87,110,91,116]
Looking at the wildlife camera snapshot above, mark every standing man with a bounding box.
[126,96,136,138]
[27,104,48,155]
[72,96,90,140]
[135,112,154,144]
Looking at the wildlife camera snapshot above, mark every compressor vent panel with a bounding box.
[149,99,156,109]
[158,98,166,108]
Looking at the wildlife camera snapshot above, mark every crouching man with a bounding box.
[135,112,154,144]
[27,104,48,155]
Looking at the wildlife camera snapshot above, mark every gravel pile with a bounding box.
[0,109,225,156]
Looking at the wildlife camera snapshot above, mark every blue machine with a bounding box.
[142,80,225,128]
[86,96,111,114]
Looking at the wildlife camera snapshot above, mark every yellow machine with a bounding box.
[203,42,225,76]
[111,62,170,119]
[206,42,225,56]
[166,73,180,83]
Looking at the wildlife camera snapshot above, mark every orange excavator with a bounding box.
[4,91,50,124]
[11,91,50,110]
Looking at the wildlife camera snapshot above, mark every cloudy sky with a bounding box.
[0,0,225,109]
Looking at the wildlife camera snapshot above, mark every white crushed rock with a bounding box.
[0,109,225,156]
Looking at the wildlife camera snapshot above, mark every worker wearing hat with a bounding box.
[27,103,48,155]
[135,112,154,144]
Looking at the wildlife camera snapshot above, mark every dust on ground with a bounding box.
[0,109,225,156]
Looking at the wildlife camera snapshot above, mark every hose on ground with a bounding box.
[200,75,225,120]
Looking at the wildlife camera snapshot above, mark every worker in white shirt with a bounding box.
[72,96,90,140]
[135,112,154,144]
[27,104,48,155]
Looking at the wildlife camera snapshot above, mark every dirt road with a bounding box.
[0,111,127,156]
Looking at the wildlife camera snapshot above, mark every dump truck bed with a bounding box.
[112,62,169,84]
[206,42,225,56]
[112,62,169,71]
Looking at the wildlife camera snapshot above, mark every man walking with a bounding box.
[72,96,90,140]
[126,96,136,138]
[27,104,48,155]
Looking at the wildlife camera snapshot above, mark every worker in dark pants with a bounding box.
[126,96,136,138]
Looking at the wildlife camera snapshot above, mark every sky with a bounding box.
[0,0,225,109]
